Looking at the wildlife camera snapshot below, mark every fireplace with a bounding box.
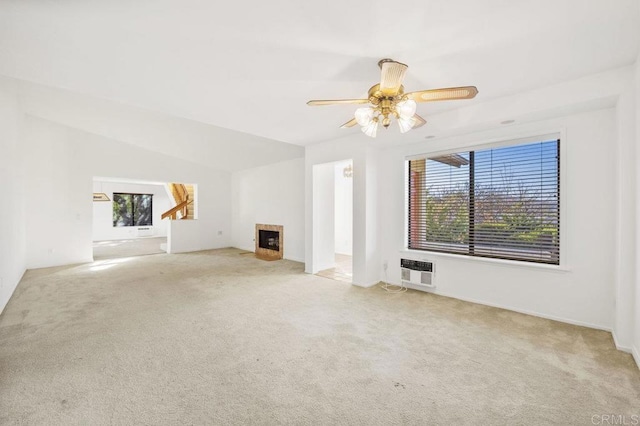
[255,224,283,260]
[259,230,280,251]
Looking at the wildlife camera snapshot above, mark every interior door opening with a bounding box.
[312,160,353,284]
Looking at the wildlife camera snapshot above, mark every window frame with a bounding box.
[405,132,565,267]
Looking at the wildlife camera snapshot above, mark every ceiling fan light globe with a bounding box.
[361,120,378,138]
[396,99,417,119]
[354,107,374,126]
[398,116,414,134]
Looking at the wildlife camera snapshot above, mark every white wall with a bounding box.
[312,162,336,271]
[24,115,231,268]
[92,181,171,241]
[334,160,353,256]
[167,220,213,254]
[231,158,305,262]
[0,76,26,314]
[379,108,617,330]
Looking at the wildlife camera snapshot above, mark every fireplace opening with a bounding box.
[258,230,280,252]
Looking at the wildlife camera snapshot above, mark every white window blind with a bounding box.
[407,139,560,264]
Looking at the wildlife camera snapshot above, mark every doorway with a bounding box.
[312,160,353,283]
[92,177,169,260]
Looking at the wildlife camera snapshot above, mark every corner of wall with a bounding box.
[0,76,27,316]
[612,329,633,354]
[0,269,26,315]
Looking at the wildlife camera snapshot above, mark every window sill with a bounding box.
[399,249,571,273]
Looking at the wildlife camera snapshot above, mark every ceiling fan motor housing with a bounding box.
[367,83,406,102]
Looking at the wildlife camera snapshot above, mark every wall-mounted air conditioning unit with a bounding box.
[401,258,436,291]
[136,227,153,237]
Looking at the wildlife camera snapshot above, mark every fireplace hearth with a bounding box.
[255,224,283,260]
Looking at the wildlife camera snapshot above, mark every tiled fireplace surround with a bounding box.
[255,224,283,261]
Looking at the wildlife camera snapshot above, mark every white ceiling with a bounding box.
[1,0,638,146]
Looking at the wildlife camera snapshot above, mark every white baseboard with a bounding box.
[232,244,256,254]
[633,346,640,370]
[0,268,26,317]
[351,280,380,289]
[29,256,94,270]
[422,287,612,332]
[611,330,632,354]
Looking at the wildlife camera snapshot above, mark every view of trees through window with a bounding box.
[113,193,153,227]
[408,139,560,264]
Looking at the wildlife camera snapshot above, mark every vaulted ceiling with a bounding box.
[1,0,638,146]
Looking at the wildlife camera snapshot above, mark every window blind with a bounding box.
[407,139,560,264]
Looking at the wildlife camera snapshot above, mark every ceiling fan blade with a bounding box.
[307,99,369,106]
[379,59,408,96]
[340,118,358,128]
[412,113,427,129]
[406,86,478,102]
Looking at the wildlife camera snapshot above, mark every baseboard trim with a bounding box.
[422,287,612,332]
[0,268,26,317]
[612,330,632,354]
[28,256,94,270]
[351,280,379,289]
[633,346,640,370]
[232,245,256,254]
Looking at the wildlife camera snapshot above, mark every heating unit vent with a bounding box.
[136,227,153,237]
[400,258,435,290]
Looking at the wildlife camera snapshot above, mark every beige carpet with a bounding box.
[92,237,166,260]
[1,248,638,425]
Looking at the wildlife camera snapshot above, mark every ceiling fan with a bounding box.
[307,59,478,138]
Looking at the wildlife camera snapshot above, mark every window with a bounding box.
[407,138,560,264]
[113,193,153,227]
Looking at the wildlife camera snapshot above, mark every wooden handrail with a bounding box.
[161,199,192,220]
